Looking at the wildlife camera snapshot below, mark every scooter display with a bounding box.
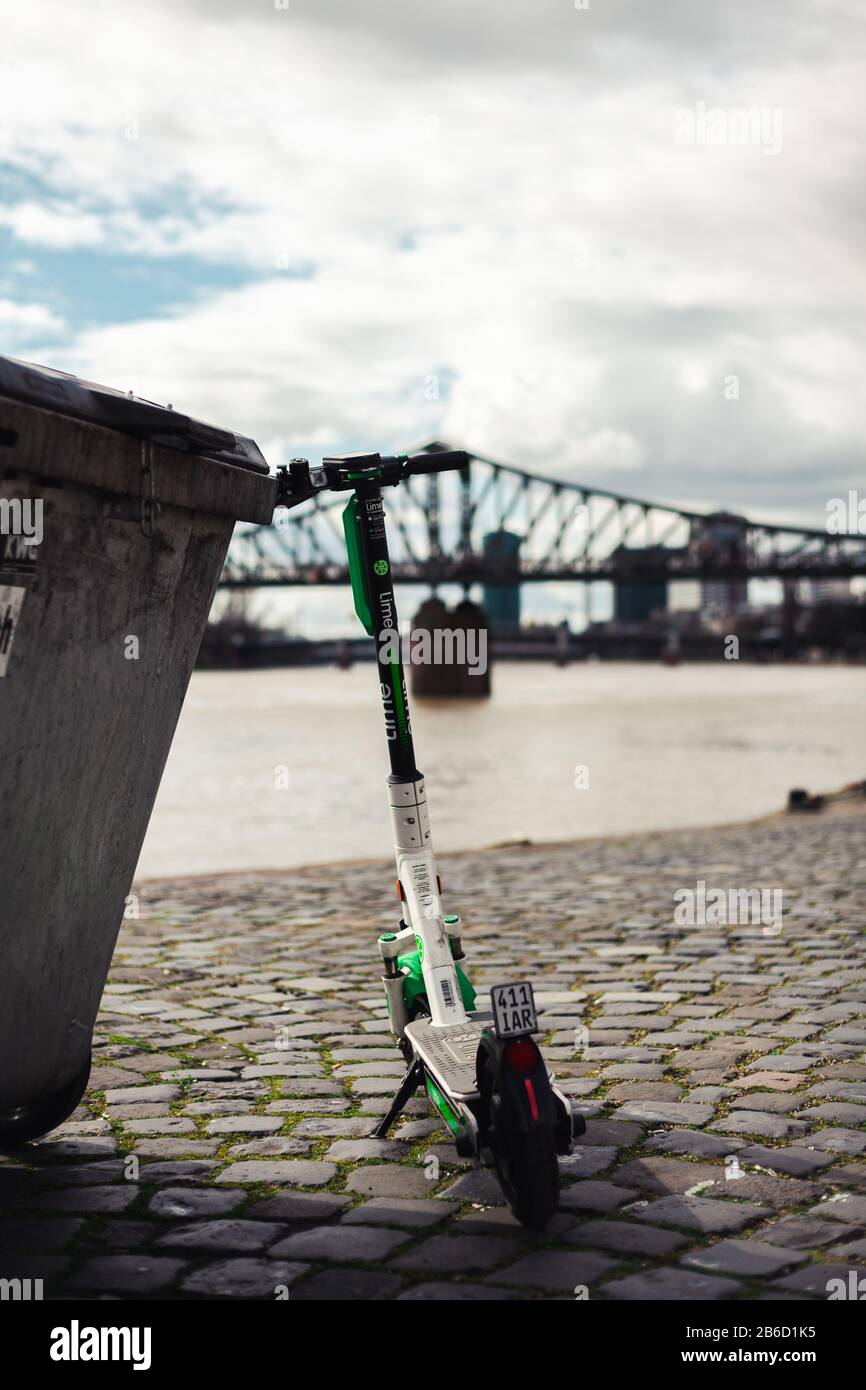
[276,448,583,1227]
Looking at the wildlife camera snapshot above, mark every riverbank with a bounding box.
[134,778,866,888]
[2,810,864,1301]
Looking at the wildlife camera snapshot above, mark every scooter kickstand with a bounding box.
[373,1058,424,1138]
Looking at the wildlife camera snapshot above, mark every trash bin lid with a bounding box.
[0,354,269,474]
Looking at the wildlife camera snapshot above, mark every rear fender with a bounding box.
[476,1029,560,1139]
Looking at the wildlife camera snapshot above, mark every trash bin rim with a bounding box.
[0,393,276,526]
[0,353,270,475]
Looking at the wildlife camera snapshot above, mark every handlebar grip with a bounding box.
[400,450,469,476]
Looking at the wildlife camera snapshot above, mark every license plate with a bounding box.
[490,981,538,1038]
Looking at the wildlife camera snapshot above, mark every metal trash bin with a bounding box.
[0,355,275,1142]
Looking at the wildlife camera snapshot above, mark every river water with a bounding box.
[136,662,865,878]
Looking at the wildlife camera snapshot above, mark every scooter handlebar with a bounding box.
[389,449,470,477]
[275,449,470,509]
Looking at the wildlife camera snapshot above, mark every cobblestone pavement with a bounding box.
[2,812,865,1301]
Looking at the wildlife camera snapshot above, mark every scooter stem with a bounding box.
[344,475,468,1028]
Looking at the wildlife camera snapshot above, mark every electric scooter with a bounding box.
[276,449,583,1228]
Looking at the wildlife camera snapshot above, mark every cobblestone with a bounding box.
[340,1198,457,1228]
[566,1219,687,1256]
[488,1249,617,1291]
[181,1258,308,1298]
[601,1267,742,1300]
[680,1238,807,1277]
[154,1219,287,1253]
[148,1188,244,1219]
[389,1233,522,1272]
[2,811,864,1301]
[270,1224,406,1263]
[215,1160,336,1187]
[636,1196,770,1233]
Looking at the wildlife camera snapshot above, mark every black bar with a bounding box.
[353,481,419,780]
[12,1293,864,1364]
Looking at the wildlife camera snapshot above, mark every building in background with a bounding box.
[614,579,668,623]
[482,529,521,629]
[803,578,852,604]
[611,545,670,623]
[701,576,748,617]
[692,512,750,618]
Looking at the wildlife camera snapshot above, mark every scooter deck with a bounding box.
[405,1011,494,1101]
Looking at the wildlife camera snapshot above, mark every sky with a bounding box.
[1,0,864,630]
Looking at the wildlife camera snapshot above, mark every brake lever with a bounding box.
[274,458,320,510]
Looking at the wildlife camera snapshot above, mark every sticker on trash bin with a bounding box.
[0,585,25,677]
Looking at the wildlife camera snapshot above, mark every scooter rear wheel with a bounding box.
[492,1123,560,1229]
[477,1045,561,1229]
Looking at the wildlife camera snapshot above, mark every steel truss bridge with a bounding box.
[220,444,866,589]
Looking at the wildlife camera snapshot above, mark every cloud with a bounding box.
[0,201,105,248]
[0,298,66,335]
[0,0,864,531]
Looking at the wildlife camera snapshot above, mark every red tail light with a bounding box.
[504,1038,540,1075]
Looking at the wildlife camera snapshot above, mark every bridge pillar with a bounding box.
[782,580,800,661]
[410,597,452,696]
[453,597,491,696]
[409,596,491,698]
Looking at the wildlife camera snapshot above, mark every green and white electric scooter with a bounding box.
[276,448,582,1227]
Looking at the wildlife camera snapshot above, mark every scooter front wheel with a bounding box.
[399,993,431,1062]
